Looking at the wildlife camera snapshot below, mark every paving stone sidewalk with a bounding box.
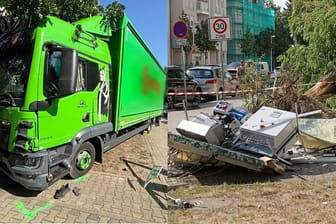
[0,120,168,223]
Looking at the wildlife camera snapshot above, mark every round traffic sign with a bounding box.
[213,18,227,34]
[173,21,188,38]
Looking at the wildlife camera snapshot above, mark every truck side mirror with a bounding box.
[58,49,78,96]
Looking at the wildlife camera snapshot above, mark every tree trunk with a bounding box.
[304,68,336,99]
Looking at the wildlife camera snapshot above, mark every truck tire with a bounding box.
[69,141,96,179]
[142,120,153,135]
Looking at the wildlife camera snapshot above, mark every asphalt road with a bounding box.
[168,97,244,134]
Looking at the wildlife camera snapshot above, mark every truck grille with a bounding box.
[0,121,10,152]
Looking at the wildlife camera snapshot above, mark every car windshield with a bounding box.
[0,30,33,106]
[167,68,185,79]
[227,62,240,68]
[187,69,213,79]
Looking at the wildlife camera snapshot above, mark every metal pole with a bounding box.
[220,41,225,101]
[270,35,275,72]
[181,45,189,120]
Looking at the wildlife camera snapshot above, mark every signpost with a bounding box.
[209,17,231,40]
[208,17,231,100]
[173,21,188,39]
[173,21,189,120]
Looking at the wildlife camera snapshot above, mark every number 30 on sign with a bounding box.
[209,17,231,40]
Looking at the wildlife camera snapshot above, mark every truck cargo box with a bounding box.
[76,15,166,131]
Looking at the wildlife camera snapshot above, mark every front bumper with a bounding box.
[0,150,50,190]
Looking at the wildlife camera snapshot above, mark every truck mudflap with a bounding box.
[168,133,286,174]
[0,150,52,190]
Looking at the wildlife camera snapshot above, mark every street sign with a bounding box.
[173,21,188,39]
[209,17,231,40]
[176,38,187,46]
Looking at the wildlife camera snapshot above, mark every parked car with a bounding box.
[226,61,241,80]
[186,66,237,99]
[270,66,281,79]
[165,65,202,109]
[255,61,270,74]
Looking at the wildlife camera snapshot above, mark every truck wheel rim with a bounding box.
[77,151,92,170]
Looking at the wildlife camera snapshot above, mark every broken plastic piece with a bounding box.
[72,187,81,196]
[54,184,70,199]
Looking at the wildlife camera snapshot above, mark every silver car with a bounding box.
[186,66,232,99]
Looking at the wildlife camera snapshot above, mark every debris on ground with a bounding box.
[168,101,336,180]
[54,183,71,199]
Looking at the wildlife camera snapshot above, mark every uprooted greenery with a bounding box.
[284,0,336,85]
[240,65,336,118]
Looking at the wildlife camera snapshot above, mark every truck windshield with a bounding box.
[0,30,33,106]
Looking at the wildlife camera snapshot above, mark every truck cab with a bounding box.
[0,15,165,190]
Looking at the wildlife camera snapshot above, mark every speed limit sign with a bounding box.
[209,17,231,40]
[213,19,227,34]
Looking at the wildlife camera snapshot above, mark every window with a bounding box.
[45,50,62,97]
[75,58,100,92]
[44,48,100,98]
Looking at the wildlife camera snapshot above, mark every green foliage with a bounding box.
[240,28,256,58]
[325,96,336,111]
[264,0,276,8]
[240,61,274,112]
[194,20,216,53]
[255,28,274,58]
[286,0,336,83]
[55,0,100,23]
[274,3,293,66]
[100,1,125,33]
[1,0,125,33]
[5,0,57,27]
[240,4,293,68]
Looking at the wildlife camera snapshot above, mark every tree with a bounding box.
[194,20,215,64]
[100,1,125,33]
[264,0,276,9]
[240,28,256,58]
[0,0,124,32]
[255,28,274,60]
[240,2,293,69]
[285,0,336,85]
[273,2,293,67]
[3,0,57,28]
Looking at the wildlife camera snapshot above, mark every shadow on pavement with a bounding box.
[0,172,41,197]
[122,159,168,210]
[169,161,336,187]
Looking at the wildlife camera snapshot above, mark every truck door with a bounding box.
[37,46,105,150]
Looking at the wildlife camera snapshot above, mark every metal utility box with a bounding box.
[240,106,298,153]
[176,113,224,146]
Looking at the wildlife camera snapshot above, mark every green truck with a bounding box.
[0,15,166,190]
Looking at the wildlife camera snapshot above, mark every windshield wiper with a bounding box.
[0,93,16,106]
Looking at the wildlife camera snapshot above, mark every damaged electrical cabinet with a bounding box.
[169,102,328,175]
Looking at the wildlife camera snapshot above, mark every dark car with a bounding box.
[165,65,202,109]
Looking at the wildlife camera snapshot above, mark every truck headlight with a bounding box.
[13,156,41,168]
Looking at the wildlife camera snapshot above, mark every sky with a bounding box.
[99,0,287,68]
[100,0,168,68]
[274,0,287,9]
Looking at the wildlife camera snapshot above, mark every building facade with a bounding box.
[168,0,275,68]
[226,0,275,63]
[168,0,227,68]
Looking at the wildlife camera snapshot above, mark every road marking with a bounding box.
[14,200,53,219]
[73,174,88,182]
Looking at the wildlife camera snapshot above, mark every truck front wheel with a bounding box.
[70,142,96,179]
